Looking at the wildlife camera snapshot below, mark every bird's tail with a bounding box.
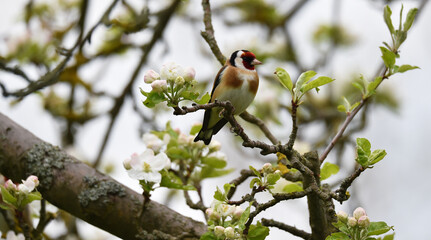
[194,129,213,145]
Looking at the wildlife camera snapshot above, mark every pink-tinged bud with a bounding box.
[4,179,17,191]
[358,215,370,228]
[224,227,235,239]
[151,80,167,92]
[214,226,225,237]
[175,76,185,86]
[353,207,367,220]
[144,69,160,83]
[337,210,348,222]
[123,158,132,170]
[262,163,273,173]
[183,66,196,82]
[347,217,357,227]
[233,206,244,219]
[205,208,213,216]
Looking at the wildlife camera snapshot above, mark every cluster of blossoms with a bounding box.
[123,123,228,193]
[206,200,245,240]
[142,62,207,108]
[337,207,370,228]
[1,175,41,210]
[144,62,196,92]
[249,163,282,190]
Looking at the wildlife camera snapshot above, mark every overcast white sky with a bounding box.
[1,0,431,239]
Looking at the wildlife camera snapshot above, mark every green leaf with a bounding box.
[266,173,280,185]
[368,221,393,236]
[369,149,387,165]
[200,231,217,240]
[282,181,303,193]
[337,104,346,113]
[403,8,418,32]
[196,92,211,104]
[325,232,350,240]
[249,166,261,178]
[380,47,396,69]
[294,71,316,98]
[238,204,251,230]
[332,220,350,235]
[180,90,199,101]
[352,81,365,95]
[166,147,190,160]
[201,166,234,179]
[190,124,202,135]
[320,162,339,180]
[397,64,419,73]
[0,186,17,206]
[213,186,225,201]
[248,221,269,240]
[381,233,395,240]
[202,156,227,169]
[301,76,334,94]
[160,171,196,190]
[250,178,261,188]
[143,91,167,108]
[367,77,383,96]
[20,192,42,207]
[223,183,234,194]
[356,138,371,166]
[275,67,293,92]
[384,5,395,34]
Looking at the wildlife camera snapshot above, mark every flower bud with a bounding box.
[224,227,235,239]
[205,208,213,217]
[233,206,244,220]
[353,207,366,220]
[262,163,273,173]
[347,217,357,227]
[214,226,225,237]
[144,69,160,83]
[175,76,185,86]
[208,140,221,152]
[123,158,132,170]
[151,80,167,92]
[358,215,370,228]
[274,170,281,175]
[5,179,17,191]
[183,66,196,82]
[24,175,39,189]
[337,210,348,223]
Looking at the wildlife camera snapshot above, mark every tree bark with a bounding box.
[0,112,206,239]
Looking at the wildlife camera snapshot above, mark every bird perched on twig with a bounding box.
[194,50,262,145]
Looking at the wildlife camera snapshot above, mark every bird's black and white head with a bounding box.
[229,50,262,71]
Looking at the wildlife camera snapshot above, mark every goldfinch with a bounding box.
[194,50,262,145]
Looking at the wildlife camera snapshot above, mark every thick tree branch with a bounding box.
[0,112,206,240]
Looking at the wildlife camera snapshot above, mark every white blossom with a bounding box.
[4,179,17,191]
[6,231,25,240]
[18,175,39,194]
[124,149,170,186]
[160,62,184,81]
[142,133,168,152]
[224,227,235,239]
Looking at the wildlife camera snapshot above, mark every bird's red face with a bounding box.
[240,51,262,70]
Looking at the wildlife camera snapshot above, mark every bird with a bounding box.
[194,50,262,145]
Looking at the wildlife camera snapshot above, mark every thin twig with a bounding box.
[240,111,279,145]
[201,0,226,65]
[93,0,182,167]
[262,218,311,240]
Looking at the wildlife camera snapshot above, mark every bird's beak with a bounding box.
[252,59,262,66]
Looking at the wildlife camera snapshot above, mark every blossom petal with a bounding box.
[151,152,170,171]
